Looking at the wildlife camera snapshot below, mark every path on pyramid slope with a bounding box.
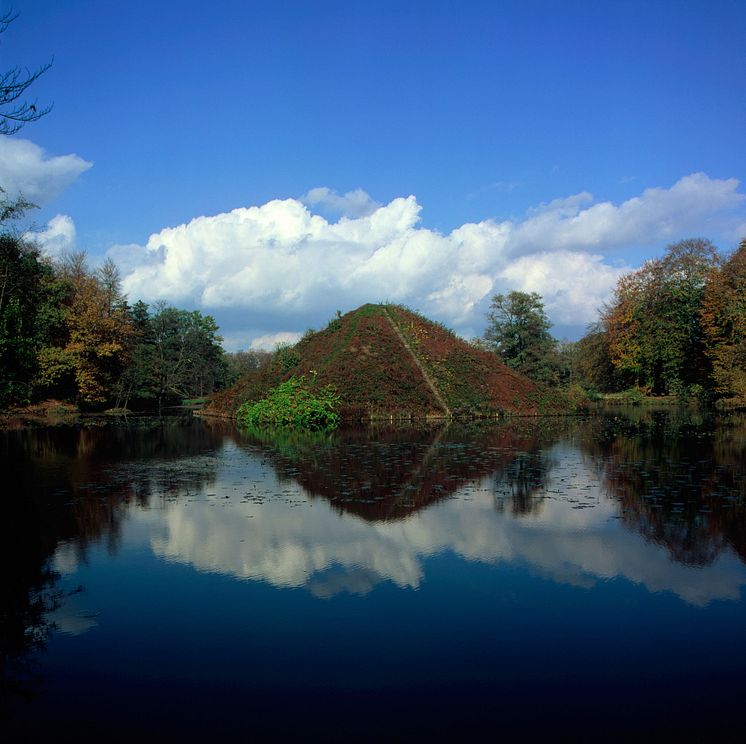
[382,305,451,417]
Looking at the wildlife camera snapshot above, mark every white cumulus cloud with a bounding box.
[100,172,744,346]
[498,251,627,325]
[30,214,77,258]
[0,138,92,205]
[508,173,744,256]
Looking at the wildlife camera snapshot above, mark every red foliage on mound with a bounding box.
[385,305,548,415]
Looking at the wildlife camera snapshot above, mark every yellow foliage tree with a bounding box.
[65,273,134,404]
[701,239,746,403]
[37,253,135,405]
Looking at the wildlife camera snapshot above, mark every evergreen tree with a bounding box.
[0,234,54,404]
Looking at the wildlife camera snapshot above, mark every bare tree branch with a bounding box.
[0,10,52,135]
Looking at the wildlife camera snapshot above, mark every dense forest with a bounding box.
[0,194,247,411]
[483,237,746,408]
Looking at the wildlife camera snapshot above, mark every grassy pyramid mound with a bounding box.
[209,304,563,421]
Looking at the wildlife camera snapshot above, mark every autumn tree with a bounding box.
[65,274,134,404]
[701,238,746,404]
[36,253,135,406]
[602,238,719,395]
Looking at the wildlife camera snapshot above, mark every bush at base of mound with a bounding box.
[236,376,340,431]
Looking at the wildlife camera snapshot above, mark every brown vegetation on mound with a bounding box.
[207,303,562,422]
[384,305,555,415]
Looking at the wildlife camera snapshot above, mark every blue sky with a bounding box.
[2,0,745,348]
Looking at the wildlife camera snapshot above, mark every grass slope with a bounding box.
[384,305,559,415]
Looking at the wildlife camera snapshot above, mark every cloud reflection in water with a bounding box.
[123,439,746,607]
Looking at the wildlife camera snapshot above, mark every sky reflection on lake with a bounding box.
[104,437,746,607]
[3,411,746,740]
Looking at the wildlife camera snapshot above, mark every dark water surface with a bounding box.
[2,410,746,741]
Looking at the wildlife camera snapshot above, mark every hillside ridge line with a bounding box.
[382,306,452,417]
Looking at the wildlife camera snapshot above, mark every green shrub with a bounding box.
[236,375,340,431]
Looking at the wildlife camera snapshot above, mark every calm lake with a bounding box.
[2,409,746,741]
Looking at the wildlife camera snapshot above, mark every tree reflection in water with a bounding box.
[577,409,746,566]
[0,417,225,709]
[235,419,566,522]
[491,450,555,516]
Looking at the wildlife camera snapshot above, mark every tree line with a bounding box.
[482,237,746,407]
[0,195,255,411]
[4,185,743,414]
